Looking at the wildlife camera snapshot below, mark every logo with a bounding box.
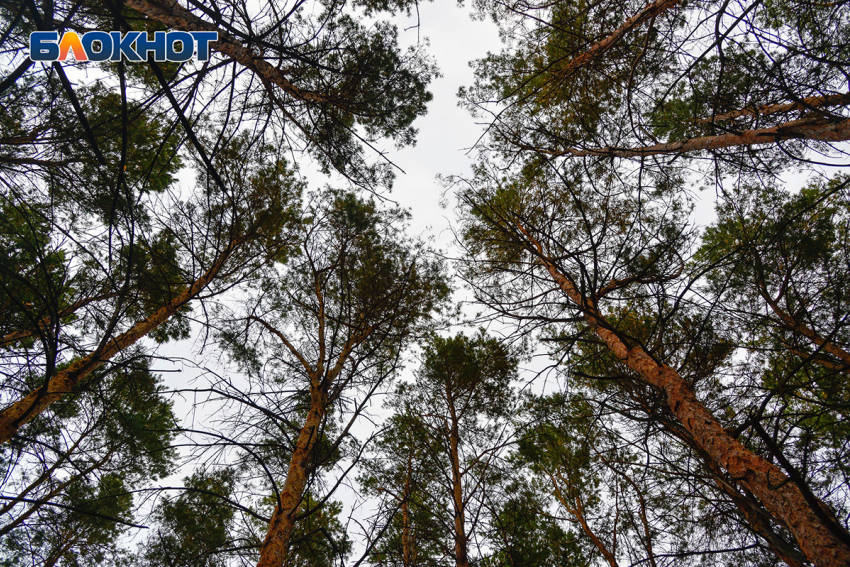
[30,31,218,62]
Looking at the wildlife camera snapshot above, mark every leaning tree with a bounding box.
[454,0,850,564]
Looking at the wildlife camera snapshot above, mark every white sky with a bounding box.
[385,2,502,242]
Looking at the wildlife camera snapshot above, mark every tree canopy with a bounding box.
[1,0,849,565]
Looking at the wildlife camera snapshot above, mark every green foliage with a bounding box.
[359,410,452,566]
[287,494,352,567]
[140,469,238,567]
[362,332,520,564]
[482,484,587,567]
[418,332,517,420]
[0,360,177,566]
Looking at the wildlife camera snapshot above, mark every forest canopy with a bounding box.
[0,0,849,565]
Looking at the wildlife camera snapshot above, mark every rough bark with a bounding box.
[123,0,328,104]
[703,458,807,567]
[255,387,326,567]
[557,0,682,75]
[546,117,850,158]
[0,240,241,444]
[518,225,850,567]
[447,388,470,567]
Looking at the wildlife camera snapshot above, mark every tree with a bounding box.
[360,407,453,566]
[698,175,850,376]
[209,189,448,567]
[515,388,804,567]
[120,0,437,188]
[138,468,240,567]
[1,0,438,559]
[454,0,850,564]
[463,0,850,171]
[479,481,586,567]
[0,129,302,444]
[453,152,850,566]
[365,333,518,567]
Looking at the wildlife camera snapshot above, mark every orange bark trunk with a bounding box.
[558,0,682,75]
[447,390,469,567]
[124,0,327,104]
[703,458,806,567]
[256,390,326,567]
[550,117,850,158]
[520,227,850,567]
[573,496,619,567]
[0,240,240,444]
[547,471,619,567]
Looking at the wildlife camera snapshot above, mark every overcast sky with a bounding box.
[371,2,503,244]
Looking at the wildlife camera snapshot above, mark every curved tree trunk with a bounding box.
[0,240,241,444]
[519,226,850,567]
[548,472,619,567]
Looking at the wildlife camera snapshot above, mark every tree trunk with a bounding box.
[703,456,807,567]
[253,315,368,567]
[0,239,241,444]
[547,470,619,567]
[123,0,327,104]
[557,0,682,75]
[548,117,850,158]
[402,453,413,567]
[757,286,850,368]
[520,226,850,567]
[256,387,326,567]
[446,389,469,567]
